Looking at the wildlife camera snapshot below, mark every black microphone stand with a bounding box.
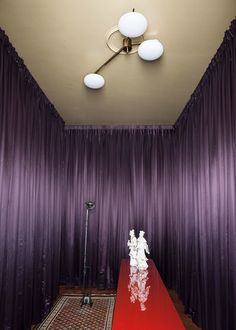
[81,201,95,307]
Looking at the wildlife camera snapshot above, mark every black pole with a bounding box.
[82,208,89,289]
[81,201,95,307]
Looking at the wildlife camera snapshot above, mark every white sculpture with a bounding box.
[136,231,150,270]
[128,229,150,270]
[127,229,138,267]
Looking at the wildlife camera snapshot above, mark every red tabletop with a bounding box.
[112,259,185,330]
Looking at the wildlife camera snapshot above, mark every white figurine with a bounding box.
[127,229,138,267]
[136,231,150,270]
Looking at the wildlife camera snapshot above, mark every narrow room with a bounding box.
[0,1,235,329]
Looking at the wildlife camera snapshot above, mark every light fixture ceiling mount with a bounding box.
[105,26,144,55]
[84,9,164,89]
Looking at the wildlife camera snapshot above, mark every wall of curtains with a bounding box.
[0,29,65,329]
[0,18,235,330]
[171,19,236,330]
[60,127,174,288]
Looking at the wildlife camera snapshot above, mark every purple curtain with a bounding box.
[0,29,64,329]
[60,126,174,288]
[171,20,236,330]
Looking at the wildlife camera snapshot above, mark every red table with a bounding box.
[112,259,185,330]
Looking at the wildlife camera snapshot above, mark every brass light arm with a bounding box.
[131,42,142,46]
[95,46,125,74]
[95,38,132,74]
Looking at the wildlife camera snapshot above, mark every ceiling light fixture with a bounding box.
[84,9,164,89]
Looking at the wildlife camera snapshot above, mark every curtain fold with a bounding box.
[0,29,64,329]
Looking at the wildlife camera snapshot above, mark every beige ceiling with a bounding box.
[0,1,235,125]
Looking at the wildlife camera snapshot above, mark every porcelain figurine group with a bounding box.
[127,229,150,270]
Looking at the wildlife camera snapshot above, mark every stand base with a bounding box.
[80,293,93,307]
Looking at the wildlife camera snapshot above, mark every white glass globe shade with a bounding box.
[118,12,148,38]
[138,39,164,61]
[84,73,105,89]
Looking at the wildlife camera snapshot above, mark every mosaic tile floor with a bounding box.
[37,294,115,330]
